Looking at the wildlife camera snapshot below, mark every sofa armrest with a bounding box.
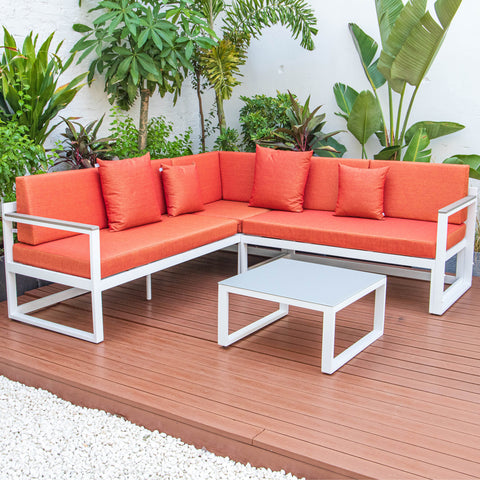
[438,195,477,217]
[3,211,99,235]
[2,204,102,282]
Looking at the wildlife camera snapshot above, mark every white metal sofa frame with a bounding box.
[2,201,243,343]
[2,187,477,343]
[237,187,478,317]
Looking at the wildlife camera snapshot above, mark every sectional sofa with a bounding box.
[2,146,477,343]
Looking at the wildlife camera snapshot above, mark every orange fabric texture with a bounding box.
[219,151,256,201]
[162,164,204,216]
[169,152,222,204]
[13,214,238,279]
[335,165,389,220]
[195,200,270,232]
[369,160,469,224]
[249,145,312,212]
[150,158,172,214]
[16,168,108,245]
[98,153,162,231]
[242,210,466,259]
[303,157,369,211]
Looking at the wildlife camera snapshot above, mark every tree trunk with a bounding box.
[139,88,150,151]
[196,69,206,153]
[215,90,226,132]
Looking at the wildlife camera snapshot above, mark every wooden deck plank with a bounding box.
[1,251,479,479]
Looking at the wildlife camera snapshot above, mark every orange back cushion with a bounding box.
[219,151,256,202]
[169,152,221,204]
[162,164,204,216]
[249,146,312,213]
[370,160,469,224]
[98,154,162,231]
[303,157,370,211]
[151,158,172,214]
[16,168,108,245]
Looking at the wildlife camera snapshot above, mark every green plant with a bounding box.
[334,0,464,160]
[0,120,53,247]
[109,108,193,159]
[0,28,86,145]
[443,154,480,180]
[55,115,116,169]
[73,0,216,150]
[259,92,346,157]
[192,0,318,147]
[214,128,240,152]
[239,92,292,152]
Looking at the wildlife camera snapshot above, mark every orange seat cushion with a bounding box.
[16,168,108,245]
[242,210,466,259]
[169,152,222,204]
[335,165,389,220]
[195,200,270,232]
[219,151,256,202]
[249,145,312,212]
[162,164,204,216]
[13,215,238,279]
[98,153,162,231]
[303,157,369,211]
[369,160,469,224]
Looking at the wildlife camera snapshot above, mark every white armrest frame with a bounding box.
[2,201,242,343]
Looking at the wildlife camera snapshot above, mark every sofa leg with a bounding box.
[238,242,248,273]
[146,274,152,300]
[91,289,104,343]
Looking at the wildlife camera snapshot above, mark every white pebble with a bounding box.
[0,375,305,480]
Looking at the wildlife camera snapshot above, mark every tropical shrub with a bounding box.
[55,116,116,169]
[213,128,240,152]
[0,28,85,145]
[259,92,346,157]
[73,0,216,150]
[192,0,318,148]
[239,93,292,152]
[334,0,464,161]
[109,108,193,159]
[0,120,53,244]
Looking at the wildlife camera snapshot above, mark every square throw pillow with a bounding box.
[98,153,162,231]
[161,164,204,216]
[249,145,312,212]
[335,164,390,220]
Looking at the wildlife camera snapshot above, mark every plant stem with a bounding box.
[216,90,227,131]
[196,68,206,153]
[138,86,150,151]
[399,84,420,151]
[395,83,406,147]
[388,86,394,146]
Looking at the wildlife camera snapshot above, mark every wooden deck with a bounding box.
[0,251,479,479]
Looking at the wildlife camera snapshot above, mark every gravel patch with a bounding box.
[0,375,304,480]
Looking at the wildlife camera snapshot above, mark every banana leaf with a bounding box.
[403,128,431,162]
[333,83,359,120]
[405,121,464,144]
[349,23,386,89]
[347,90,383,147]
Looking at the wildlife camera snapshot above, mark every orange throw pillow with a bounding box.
[335,164,389,220]
[249,145,312,212]
[98,153,162,231]
[162,164,204,216]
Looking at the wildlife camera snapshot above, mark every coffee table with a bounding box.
[218,258,386,374]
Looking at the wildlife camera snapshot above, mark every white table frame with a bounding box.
[218,260,386,374]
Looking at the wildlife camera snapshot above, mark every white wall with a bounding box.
[2,0,479,161]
